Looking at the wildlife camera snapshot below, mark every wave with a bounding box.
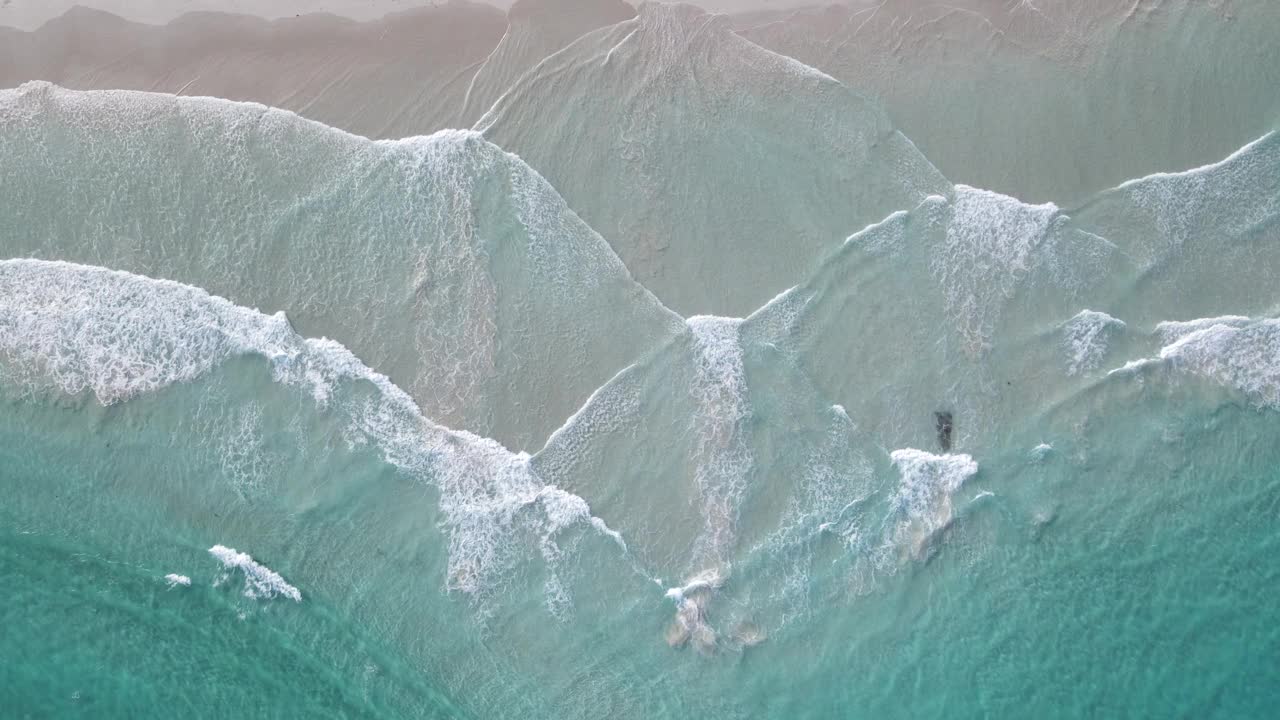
[0,258,625,614]
[1114,315,1280,409]
[5,183,1280,720]
[717,128,1280,455]
[936,186,1064,355]
[533,298,991,647]
[476,1,949,316]
[740,189,1121,452]
[5,7,1280,715]
[1070,128,1280,325]
[1079,129,1280,261]
[534,316,757,582]
[0,82,683,450]
[685,316,752,574]
[522,127,1280,650]
[209,544,302,602]
[0,259,297,403]
[1061,310,1126,377]
[741,0,1280,205]
[881,449,978,565]
[533,308,833,649]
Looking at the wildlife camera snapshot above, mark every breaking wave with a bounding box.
[0,258,624,612]
[209,545,302,602]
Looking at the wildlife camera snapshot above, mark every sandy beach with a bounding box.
[0,3,510,138]
[0,0,828,31]
[0,0,507,30]
[4,1,1280,719]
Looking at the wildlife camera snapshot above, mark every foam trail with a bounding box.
[935,186,1060,355]
[686,316,753,575]
[164,574,192,588]
[209,545,302,602]
[636,315,757,654]
[756,404,878,625]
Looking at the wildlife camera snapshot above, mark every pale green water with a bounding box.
[3,3,1280,717]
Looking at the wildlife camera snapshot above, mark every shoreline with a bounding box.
[0,0,514,30]
[0,0,827,31]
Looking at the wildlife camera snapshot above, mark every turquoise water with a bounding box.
[6,264,1280,717]
[4,3,1280,718]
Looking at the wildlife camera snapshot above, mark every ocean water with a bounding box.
[4,3,1280,718]
[475,1,949,316]
[740,0,1280,206]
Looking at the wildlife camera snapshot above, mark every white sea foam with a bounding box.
[1061,310,1126,376]
[1156,318,1280,408]
[1106,316,1280,408]
[164,573,192,588]
[934,186,1061,355]
[843,208,910,255]
[384,131,501,424]
[1114,130,1279,259]
[882,449,978,565]
[209,545,302,602]
[0,259,623,615]
[643,315,757,648]
[0,259,297,403]
[210,402,273,498]
[664,569,724,604]
[1109,357,1156,376]
[330,365,627,616]
[685,316,753,575]
[1155,316,1252,344]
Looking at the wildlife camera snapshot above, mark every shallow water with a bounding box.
[3,2,1280,717]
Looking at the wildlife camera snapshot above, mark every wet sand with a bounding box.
[0,0,510,30]
[0,3,507,139]
[741,0,1280,204]
[0,0,827,32]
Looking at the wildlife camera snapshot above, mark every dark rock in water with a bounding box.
[935,411,953,451]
